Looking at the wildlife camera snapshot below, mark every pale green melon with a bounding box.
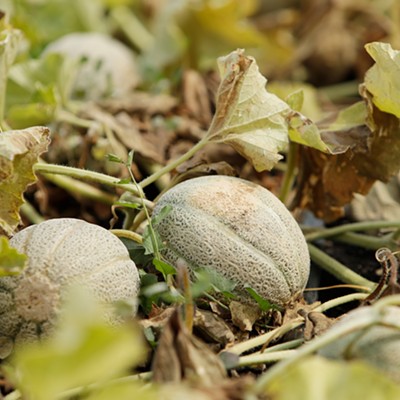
[152,176,310,306]
[0,218,140,358]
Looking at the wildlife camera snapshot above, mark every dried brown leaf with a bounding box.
[152,308,227,385]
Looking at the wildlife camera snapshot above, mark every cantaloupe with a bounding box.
[152,176,310,306]
[0,218,140,358]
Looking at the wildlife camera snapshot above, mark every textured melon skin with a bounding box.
[0,218,140,358]
[319,306,400,383]
[43,32,140,100]
[152,176,310,306]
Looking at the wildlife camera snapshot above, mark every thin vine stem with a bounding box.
[226,291,368,358]
[251,295,400,395]
[237,349,297,368]
[333,231,397,251]
[40,171,116,205]
[308,243,376,290]
[250,312,374,394]
[33,162,153,204]
[139,136,209,189]
[110,229,143,244]
[304,220,400,242]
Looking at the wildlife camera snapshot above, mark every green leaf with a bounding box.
[266,356,400,400]
[207,49,336,171]
[113,200,142,210]
[8,287,146,400]
[194,267,237,294]
[0,126,50,235]
[0,236,27,276]
[244,287,276,312]
[6,54,71,127]
[364,42,400,118]
[152,257,176,276]
[151,205,172,226]
[106,153,125,164]
[85,380,156,400]
[0,14,23,120]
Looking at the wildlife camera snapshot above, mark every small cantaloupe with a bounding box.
[152,176,310,306]
[43,32,140,100]
[0,218,140,358]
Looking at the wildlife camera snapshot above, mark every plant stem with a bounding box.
[20,202,45,224]
[304,221,400,242]
[308,243,376,290]
[250,309,375,394]
[279,142,298,204]
[40,172,116,205]
[111,6,154,52]
[332,231,397,251]
[56,108,99,130]
[237,349,297,368]
[34,162,148,200]
[225,318,304,356]
[251,295,400,395]
[110,229,143,244]
[313,292,368,313]
[139,137,209,189]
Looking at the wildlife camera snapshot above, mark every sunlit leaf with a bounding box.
[364,42,400,118]
[266,356,400,400]
[6,54,72,127]
[207,49,339,171]
[9,288,146,400]
[0,127,50,235]
[0,236,27,276]
[207,49,289,171]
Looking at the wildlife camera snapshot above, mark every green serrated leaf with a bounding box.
[285,89,304,112]
[245,286,276,312]
[364,42,400,118]
[194,267,237,294]
[153,257,176,276]
[0,235,27,276]
[0,127,50,235]
[151,205,172,226]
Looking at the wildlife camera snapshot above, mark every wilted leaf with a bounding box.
[206,49,342,172]
[152,307,227,385]
[8,288,146,400]
[207,49,290,171]
[0,236,27,276]
[293,89,400,221]
[193,309,235,346]
[266,356,400,400]
[0,127,50,235]
[364,42,400,118]
[229,300,261,332]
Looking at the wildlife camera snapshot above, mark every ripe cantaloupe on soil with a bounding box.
[152,175,310,306]
[0,218,140,358]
